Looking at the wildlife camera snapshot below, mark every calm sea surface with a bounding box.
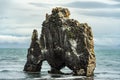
[0,48,120,80]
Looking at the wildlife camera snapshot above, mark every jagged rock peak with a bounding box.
[52,7,70,18]
[30,29,40,48]
[45,7,70,21]
[32,29,38,41]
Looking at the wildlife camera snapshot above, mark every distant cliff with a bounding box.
[24,7,96,76]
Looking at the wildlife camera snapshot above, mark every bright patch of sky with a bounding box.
[0,0,120,48]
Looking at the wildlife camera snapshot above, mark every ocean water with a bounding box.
[0,48,120,80]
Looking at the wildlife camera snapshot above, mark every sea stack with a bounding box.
[24,29,43,72]
[24,7,96,76]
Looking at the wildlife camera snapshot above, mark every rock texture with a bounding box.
[24,7,96,76]
[24,29,43,72]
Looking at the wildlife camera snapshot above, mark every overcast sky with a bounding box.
[0,0,120,48]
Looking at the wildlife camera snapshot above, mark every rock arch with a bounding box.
[24,7,96,76]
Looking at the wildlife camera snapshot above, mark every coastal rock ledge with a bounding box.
[24,7,96,76]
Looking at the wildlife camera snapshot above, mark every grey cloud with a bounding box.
[79,10,120,19]
[0,16,8,20]
[0,25,40,36]
[112,0,120,2]
[28,1,120,9]
[0,0,11,8]
[29,2,51,7]
[64,1,120,9]
[0,0,11,15]
[114,4,120,8]
[0,35,30,48]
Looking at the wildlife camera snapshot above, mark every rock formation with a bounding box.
[24,7,96,76]
[24,29,43,72]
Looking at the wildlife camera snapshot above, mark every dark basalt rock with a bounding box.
[24,7,96,76]
[24,29,43,72]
